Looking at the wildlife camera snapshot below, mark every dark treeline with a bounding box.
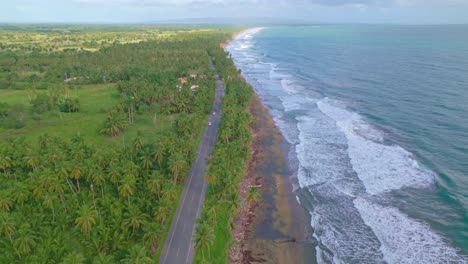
[1,32,228,87]
[0,28,235,263]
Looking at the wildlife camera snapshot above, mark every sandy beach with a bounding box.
[229,93,315,264]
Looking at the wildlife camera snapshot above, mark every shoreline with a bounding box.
[226,29,315,263]
[220,28,253,49]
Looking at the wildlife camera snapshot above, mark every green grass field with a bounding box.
[0,84,118,145]
[0,83,207,149]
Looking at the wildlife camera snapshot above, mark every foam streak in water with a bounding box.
[354,198,467,263]
[317,98,435,195]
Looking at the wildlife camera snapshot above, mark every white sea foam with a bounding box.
[280,95,307,112]
[272,116,299,145]
[317,98,435,195]
[294,111,368,197]
[308,184,385,263]
[240,43,252,49]
[269,69,289,79]
[354,198,467,264]
[280,79,299,94]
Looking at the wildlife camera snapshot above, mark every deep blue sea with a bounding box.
[227,25,468,263]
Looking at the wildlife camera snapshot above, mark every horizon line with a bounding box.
[1,21,468,26]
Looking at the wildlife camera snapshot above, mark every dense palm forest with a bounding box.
[0,25,238,263]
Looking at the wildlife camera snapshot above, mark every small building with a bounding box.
[190,85,199,92]
[64,77,77,83]
[178,77,188,85]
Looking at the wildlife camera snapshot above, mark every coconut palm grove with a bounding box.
[0,25,254,263]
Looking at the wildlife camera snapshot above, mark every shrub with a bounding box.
[0,80,13,90]
[34,82,48,90]
[0,103,26,129]
[58,97,80,113]
[100,109,128,137]
[30,94,52,113]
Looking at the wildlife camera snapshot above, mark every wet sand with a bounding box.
[229,93,315,264]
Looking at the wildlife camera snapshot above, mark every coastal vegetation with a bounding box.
[194,43,254,263]
[0,25,237,262]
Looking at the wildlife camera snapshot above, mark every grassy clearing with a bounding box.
[0,84,208,149]
[0,84,119,145]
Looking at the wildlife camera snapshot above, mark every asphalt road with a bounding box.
[158,74,225,264]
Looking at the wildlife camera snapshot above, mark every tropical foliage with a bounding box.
[194,44,254,263]
[0,25,238,263]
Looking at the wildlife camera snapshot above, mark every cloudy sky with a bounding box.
[2,0,468,24]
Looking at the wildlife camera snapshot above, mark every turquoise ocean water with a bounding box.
[227,25,468,263]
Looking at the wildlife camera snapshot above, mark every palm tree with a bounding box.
[193,218,215,262]
[23,154,39,170]
[220,127,231,143]
[92,253,114,264]
[75,205,97,234]
[70,165,83,193]
[147,173,162,198]
[72,145,86,162]
[10,182,29,206]
[206,204,218,222]
[56,162,77,194]
[169,153,186,184]
[246,186,260,203]
[204,173,217,192]
[51,177,66,202]
[38,133,51,148]
[61,252,85,264]
[0,192,13,212]
[143,222,162,255]
[122,206,148,233]
[0,155,12,172]
[162,185,177,201]
[153,201,169,225]
[0,213,15,241]
[42,193,58,221]
[132,134,144,152]
[45,152,61,166]
[123,161,139,177]
[120,244,152,264]
[14,224,37,258]
[118,175,135,204]
[164,137,178,157]
[107,166,121,184]
[100,110,128,137]
[91,171,107,198]
[224,192,240,218]
[139,152,153,171]
[94,151,108,168]
[152,143,165,167]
